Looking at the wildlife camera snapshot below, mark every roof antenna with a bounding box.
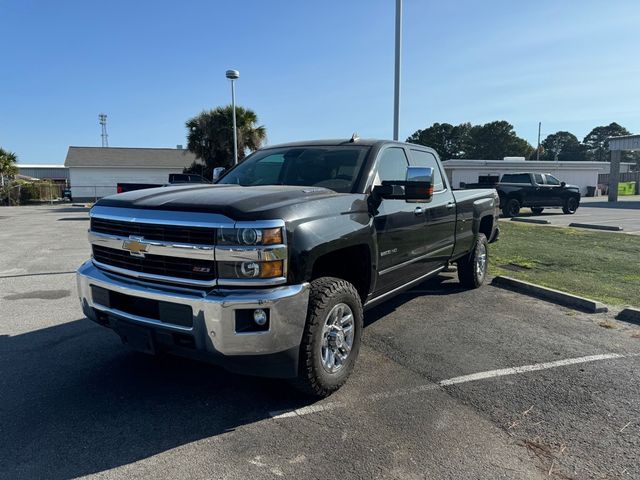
[350,132,359,143]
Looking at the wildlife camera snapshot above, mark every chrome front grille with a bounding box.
[88,206,287,287]
[92,245,216,283]
[90,217,216,246]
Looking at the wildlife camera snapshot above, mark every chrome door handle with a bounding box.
[446,202,455,209]
[414,207,424,215]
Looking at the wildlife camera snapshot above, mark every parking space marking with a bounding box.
[438,353,624,386]
[269,353,636,419]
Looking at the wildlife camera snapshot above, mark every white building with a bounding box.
[65,146,199,201]
[442,159,634,195]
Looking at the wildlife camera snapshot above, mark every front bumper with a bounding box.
[77,260,310,378]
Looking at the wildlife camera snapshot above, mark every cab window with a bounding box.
[544,174,561,186]
[409,149,445,191]
[375,147,408,183]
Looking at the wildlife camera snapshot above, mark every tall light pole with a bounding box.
[393,0,402,141]
[226,69,240,165]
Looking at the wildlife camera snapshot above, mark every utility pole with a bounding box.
[393,0,402,141]
[99,113,109,147]
[536,121,541,161]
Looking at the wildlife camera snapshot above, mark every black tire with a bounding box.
[502,198,520,217]
[562,197,579,214]
[291,277,363,397]
[531,207,544,215]
[457,233,488,289]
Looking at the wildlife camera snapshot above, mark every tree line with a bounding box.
[406,121,638,164]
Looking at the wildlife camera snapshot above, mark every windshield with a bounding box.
[217,145,370,193]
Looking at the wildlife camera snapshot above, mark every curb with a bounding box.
[616,308,640,326]
[492,276,608,313]
[510,217,551,225]
[568,223,623,231]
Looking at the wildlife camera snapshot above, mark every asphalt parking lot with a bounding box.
[1,205,639,480]
[510,196,640,234]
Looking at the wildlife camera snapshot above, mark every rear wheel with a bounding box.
[292,277,363,397]
[502,198,520,217]
[562,197,579,214]
[531,207,544,215]
[457,234,488,289]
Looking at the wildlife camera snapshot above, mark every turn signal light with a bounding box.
[262,228,283,245]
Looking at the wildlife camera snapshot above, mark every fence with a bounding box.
[0,182,66,206]
[69,185,119,202]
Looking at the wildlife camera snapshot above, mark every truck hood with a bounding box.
[95,184,359,221]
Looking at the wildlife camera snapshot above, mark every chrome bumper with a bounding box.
[76,260,310,360]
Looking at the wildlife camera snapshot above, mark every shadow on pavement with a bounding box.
[47,207,91,213]
[365,274,465,327]
[0,320,313,479]
[2,273,464,479]
[57,217,90,221]
[580,201,640,210]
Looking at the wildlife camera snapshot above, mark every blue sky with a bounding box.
[2,0,639,164]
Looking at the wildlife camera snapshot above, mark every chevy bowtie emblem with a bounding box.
[122,236,149,257]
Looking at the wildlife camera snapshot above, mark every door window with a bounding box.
[544,174,561,186]
[375,147,409,184]
[533,173,544,184]
[409,149,445,191]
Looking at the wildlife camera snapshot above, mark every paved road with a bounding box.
[508,196,640,234]
[1,205,639,479]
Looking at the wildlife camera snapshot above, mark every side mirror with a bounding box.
[372,166,434,203]
[560,181,566,188]
[212,167,226,181]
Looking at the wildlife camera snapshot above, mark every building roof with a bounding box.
[64,146,198,168]
[17,164,67,169]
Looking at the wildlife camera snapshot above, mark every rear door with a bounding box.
[530,173,546,205]
[408,149,456,270]
[372,146,432,294]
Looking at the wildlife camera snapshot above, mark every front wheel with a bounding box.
[457,234,489,289]
[562,197,579,214]
[292,277,363,397]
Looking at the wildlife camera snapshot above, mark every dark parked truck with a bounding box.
[77,139,499,396]
[465,172,580,217]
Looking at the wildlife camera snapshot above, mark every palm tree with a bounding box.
[186,106,267,172]
[0,148,19,186]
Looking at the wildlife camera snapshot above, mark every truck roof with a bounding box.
[261,138,436,152]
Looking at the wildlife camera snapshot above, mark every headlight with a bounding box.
[217,227,283,246]
[218,260,284,279]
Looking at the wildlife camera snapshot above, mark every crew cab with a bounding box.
[465,172,580,217]
[76,139,499,396]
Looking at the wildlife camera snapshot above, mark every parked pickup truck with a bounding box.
[116,173,210,194]
[464,172,580,217]
[77,139,499,396]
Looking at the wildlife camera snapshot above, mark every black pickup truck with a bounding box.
[77,139,499,396]
[465,172,581,217]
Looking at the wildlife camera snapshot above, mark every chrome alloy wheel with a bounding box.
[321,303,355,374]
[476,242,487,279]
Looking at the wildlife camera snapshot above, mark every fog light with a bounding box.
[253,309,268,326]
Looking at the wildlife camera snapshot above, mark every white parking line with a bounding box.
[437,353,624,386]
[269,352,635,419]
